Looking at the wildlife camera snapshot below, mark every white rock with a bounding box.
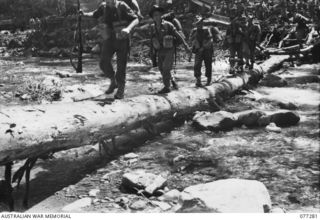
[159,189,181,202]
[266,123,282,133]
[145,175,167,195]
[129,200,148,210]
[62,198,92,212]
[124,153,139,160]
[89,189,100,197]
[122,170,167,195]
[93,199,101,204]
[180,179,272,213]
[151,201,172,211]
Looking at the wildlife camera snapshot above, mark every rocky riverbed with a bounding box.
[0,58,319,213]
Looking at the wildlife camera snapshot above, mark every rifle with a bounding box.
[70,0,83,73]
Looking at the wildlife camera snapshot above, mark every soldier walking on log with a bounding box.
[246,14,261,70]
[226,7,246,75]
[190,17,222,87]
[149,5,191,94]
[81,0,139,99]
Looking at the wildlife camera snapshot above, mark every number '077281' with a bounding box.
[300,214,318,219]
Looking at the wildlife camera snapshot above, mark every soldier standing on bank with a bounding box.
[149,5,191,94]
[190,17,222,87]
[81,0,139,99]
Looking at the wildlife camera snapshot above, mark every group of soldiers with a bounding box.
[82,0,222,99]
[82,0,319,100]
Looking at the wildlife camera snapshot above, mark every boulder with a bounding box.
[151,201,172,211]
[235,110,266,128]
[177,198,217,213]
[129,199,148,211]
[266,123,282,133]
[269,111,300,127]
[88,189,100,197]
[278,102,298,110]
[260,74,288,87]
[62,198,92,212]
[257,115,272,127]
[122,170,167,195]
[145,175,167,195]
[193,111,237,131]
[159,189,181,202]
[179,179,272,213]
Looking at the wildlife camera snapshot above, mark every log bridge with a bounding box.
[0,55,289,210]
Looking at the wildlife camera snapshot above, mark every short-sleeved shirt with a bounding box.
[92,1,137,29]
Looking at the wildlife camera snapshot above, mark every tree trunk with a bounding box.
[0,55,289,165]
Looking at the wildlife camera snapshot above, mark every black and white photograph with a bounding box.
[0,0,319,216]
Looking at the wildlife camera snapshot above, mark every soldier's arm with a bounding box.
[122,3,139,33]
[126,18,139,32]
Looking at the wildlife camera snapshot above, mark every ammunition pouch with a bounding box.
[163,35,174,49]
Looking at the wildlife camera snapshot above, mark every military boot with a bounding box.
[195,77,202,87]
[105,78,117,94]
[157,87,171,94]
[114,84,125,100]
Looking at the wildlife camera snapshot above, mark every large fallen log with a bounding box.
[0,55,289,165]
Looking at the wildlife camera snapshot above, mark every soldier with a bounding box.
[246,15,261,69]
[190,17,222,87]
[82,0,139,99]
[226,8,246,74]
[149,5,191,94]
[151,11,185,68]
